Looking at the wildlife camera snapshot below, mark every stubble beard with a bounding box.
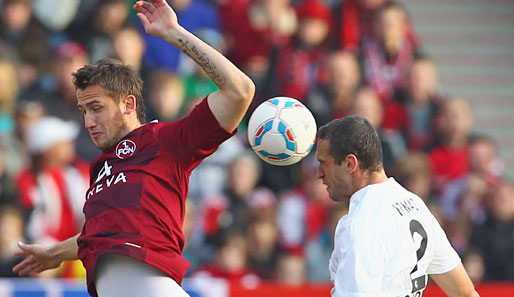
[96,110,130,151]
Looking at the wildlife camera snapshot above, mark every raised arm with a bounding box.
[134,0,255,132]
[12,234,80,276]
[430,263,480,297]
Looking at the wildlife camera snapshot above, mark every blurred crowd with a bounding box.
[0,0,513,286]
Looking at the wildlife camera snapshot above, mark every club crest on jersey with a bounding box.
[116,139,136,159]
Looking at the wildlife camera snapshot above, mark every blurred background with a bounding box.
[0,0,513,296]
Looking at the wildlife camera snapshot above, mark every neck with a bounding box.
[353,168,388,193]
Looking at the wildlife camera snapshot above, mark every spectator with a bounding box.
[429,98,473,194]
[469,182,514,281]
[144,69,186,122]
[199,151,263,249]
[400,56,445,151]
[0,0,50,88]
[350,87,407,170]
[31,41,100,161]
[15,117,88,244]
[14,117,89,278]
[361,2,418,102]
[0,150,18,207]
[192,231,259,283]
[219,0,296,74]
[306,50,361,127]
[440,135,504,251]
[0,53,19,134]
[305,203,348,282]
[277,155,332,254]
[274,253,306,286]
[388,152,443,223]
[246,208,283,280]
[111,25,147,76]
[273,0,332,102]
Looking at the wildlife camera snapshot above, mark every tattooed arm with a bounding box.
[134,0,255,132]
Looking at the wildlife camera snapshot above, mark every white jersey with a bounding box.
[329,178,460,297]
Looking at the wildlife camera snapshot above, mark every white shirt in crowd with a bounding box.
[329,178,461,297]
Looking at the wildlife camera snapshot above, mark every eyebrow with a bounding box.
[77,100,101,110]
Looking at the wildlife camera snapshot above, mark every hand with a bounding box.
[134,0,179,40]
[12,242,63,277]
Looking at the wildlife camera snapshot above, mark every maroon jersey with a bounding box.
[77,98,235,296]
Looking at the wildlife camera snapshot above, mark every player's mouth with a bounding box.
[89,131,103,138]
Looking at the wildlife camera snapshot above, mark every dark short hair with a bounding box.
[317,116,383,171]
[72,58,146,123]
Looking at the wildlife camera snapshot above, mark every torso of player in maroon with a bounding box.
[77,98,235,297]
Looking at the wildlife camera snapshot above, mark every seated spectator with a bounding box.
[306,50,361,127]
[400,56,445,151]
[429,98,473,194]
[469,181,514,281]
[361,2,419,102]
[111,25,148,78]
[0,54,19,134]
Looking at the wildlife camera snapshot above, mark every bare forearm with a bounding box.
[51,233,80,261]
[164,26,253,98]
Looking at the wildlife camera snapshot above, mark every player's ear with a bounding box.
[123,95,137,115]
[345,154,358,173]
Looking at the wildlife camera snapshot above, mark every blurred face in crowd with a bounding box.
[351,88,383,128]
[113,27,145,68]
[328,51,360,93]
[147,72,184,121]
[96,1,128,34]
[1,0,31,31]
[489,183,514,223]
[275,255,306,285]
[53,55,89,95]
[218,235,247,272]
[297,18,329,47]
[438,99,473,140]
[41,140,77,168]
[376,6,408,54]
[77,85,132,151]
[228,155,260,198]
[468,140,497,175]
[409,59,437,103]
[358,0,387,10]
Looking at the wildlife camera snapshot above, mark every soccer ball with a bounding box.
[247,97,317,166]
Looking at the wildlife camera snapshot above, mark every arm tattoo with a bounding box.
[179,39,226,86]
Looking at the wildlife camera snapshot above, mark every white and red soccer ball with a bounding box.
[247,97,317,166]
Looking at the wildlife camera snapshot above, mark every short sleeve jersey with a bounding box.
[329,178,460,297]
[77,98,235,297]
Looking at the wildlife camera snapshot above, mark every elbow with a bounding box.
[239,75,256,103]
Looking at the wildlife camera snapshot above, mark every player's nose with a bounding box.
[84,112,96,129]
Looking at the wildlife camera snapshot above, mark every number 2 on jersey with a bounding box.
[409,220,428,294]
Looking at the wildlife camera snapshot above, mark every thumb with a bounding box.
[17,241,33,252]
